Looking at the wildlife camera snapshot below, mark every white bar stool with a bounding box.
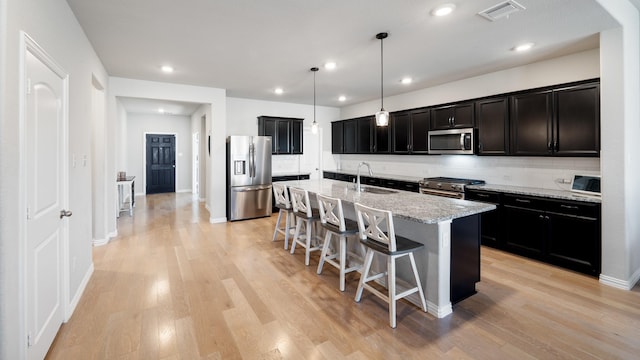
[353,202,427,328]
[316,193,362,291]
[272,183,295,249]
[289,187,322,266]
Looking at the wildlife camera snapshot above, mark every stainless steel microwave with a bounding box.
[428,128,475,155]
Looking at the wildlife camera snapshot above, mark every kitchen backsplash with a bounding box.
[324,152,600,191]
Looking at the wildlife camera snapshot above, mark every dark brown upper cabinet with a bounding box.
[342,118,357,154]
[510,90,554,156]
[430,102,474,130]
[553,83,600,156]
[258,116,303,154]
[331,121,344,154]
[509,81,600,157]
[476,97,510,155]
[391,108,430,154]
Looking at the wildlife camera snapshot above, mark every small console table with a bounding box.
[116,176,135,217]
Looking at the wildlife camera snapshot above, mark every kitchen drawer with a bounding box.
[546,199,600,219]
[503,194,548,209]
[323,171,336,179]
[364,176,382,186]
[466,190,501,204]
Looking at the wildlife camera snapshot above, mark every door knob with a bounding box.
[60,210,73,219]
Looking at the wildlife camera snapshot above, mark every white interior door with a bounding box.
[24,41,67,360]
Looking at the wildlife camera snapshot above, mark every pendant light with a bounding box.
[311,67,319,134]
[375,32,389,127]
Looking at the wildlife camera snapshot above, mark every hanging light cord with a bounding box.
[380,35,384,110]
[313,69,316,123]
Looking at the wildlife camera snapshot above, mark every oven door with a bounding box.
[419,187,465,199]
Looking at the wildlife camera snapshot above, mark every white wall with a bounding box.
[108,78,227,223]
[597,0,640,289]
[0,0,108,358]
[226,97,340,176]
[126,113,193,194]
[190,104,209,201]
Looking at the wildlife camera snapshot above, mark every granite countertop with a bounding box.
[324,169,423,183]
[274,179,495,224]
[467,184,602,204]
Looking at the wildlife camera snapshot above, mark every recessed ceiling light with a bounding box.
[513,42,535,52]
[274,87,284,95]
[158,108,165,113]
[324,62,337,70]
[401,77,413,85]
[338,95,346,102]
[432,3,456,17]
[161,65,174,73]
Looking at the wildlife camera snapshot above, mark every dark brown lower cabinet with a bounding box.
[465,190,502,248]
[501,194,601,276]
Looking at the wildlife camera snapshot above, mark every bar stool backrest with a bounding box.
[289,187,313,218]
[272,183,291,209]
[354,203,397,252]
[316,194,346,231]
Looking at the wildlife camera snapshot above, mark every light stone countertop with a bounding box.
[324,169,423,183]
[275,179,495,224]
[272,172,311,177]
[467,184,602,204]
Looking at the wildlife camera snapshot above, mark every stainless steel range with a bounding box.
[418,177,485,199]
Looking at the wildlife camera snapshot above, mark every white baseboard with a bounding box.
[199,197,205,202]
[210,216,227,223]
[65,262,94,322]
[177,189,191,193]
[599,267,640,290]
[92,237,109,247]
[108,230,117,238]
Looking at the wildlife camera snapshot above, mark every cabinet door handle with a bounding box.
[538,214,544,219]
[545,215,550,220]
[515,198,531,203]
[478,143,483,152]
[477,193,490,198]
[560,204,579,210]
[554,141,559,151]
[547,142,552,151]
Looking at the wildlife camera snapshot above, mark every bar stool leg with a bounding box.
[409,253,427,312]
[283,212,291,250]
[339,235,347,292]
[273,209,284,241]
[304,220,312,266]
[317,231,333,274]
[291,218,303,254]
[388,255,397,328]
[355,249,374,302]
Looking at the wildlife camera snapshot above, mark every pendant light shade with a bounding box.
[311,67,319,134]
[375,32,389,127]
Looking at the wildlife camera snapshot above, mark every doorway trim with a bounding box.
[19,31,70,358]
[142,131,178,195]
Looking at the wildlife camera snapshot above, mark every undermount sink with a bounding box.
[358,186,398,195]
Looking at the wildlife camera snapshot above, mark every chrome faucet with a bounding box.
[356,162,373,192]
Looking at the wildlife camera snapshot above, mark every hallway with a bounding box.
[45,193,640,359]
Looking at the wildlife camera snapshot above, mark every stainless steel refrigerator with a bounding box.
[227,136,272,221]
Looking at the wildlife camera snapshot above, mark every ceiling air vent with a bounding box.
[478,0,525,21]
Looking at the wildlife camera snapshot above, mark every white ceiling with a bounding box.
[67,0,618,113]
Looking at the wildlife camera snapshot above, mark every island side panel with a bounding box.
[450,214,481,304]
[392,217,453,318]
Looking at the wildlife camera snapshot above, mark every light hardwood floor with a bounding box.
[46,193,640,359]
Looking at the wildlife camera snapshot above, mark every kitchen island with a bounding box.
[275,178,495,318]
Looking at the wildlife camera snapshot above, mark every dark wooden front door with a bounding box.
[146,134,176,194]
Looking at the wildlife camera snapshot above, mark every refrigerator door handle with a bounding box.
[232,185,272,192]
[249,143,255,178]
